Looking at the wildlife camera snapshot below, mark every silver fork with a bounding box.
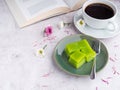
[90,41,101,79]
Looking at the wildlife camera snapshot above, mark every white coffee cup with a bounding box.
[82,0,118,30]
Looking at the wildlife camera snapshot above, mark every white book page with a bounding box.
[64,0,80,8]
[15,0,68,20]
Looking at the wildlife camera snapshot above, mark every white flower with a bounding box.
[58,21,71,29]
[36,45,47,57]
[58,21,64,29]
[36,48,45,57]
[76,19,85,27]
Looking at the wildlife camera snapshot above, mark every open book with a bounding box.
[5,0,86,28]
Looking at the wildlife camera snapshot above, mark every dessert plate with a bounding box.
[74,9,120,39]
[53,34,108,76]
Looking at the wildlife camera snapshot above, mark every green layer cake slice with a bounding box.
[69,51,86,69]
[65,41,80,56]
[78,39,96,62]
[81,48,96,62]
[64,39,96,69]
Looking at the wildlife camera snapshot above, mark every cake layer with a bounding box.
[69,51,86,64]
[78,39,96,62]
[65,41,80,56]
[69,58,86,69]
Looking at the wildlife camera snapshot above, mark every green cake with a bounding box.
[65,41,80,56]
[78,39,96,62]
[81,48,96,62]
[65,39,96,69]
[69,51,86,69]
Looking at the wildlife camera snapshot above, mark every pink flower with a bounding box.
[44,25,53,37]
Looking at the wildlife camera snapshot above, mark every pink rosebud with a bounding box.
[44,25,53,37]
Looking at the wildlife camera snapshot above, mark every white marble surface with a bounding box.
[0,0,120,90]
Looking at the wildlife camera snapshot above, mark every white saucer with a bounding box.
[74,9,120,39]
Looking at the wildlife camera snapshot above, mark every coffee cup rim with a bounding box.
[82,0,117,20]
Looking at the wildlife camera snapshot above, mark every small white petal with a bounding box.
[76,19,85,27]
[58,21,64,29]
[36,48,45,57]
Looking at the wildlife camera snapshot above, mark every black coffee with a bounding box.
[85,3,114,19]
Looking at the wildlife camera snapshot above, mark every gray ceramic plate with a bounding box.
[53,34,108,76]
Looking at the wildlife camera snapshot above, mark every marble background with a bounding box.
[0,0,120,90]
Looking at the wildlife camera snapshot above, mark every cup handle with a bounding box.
[106,21,116,32]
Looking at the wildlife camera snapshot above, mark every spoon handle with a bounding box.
[90,57,96,79]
